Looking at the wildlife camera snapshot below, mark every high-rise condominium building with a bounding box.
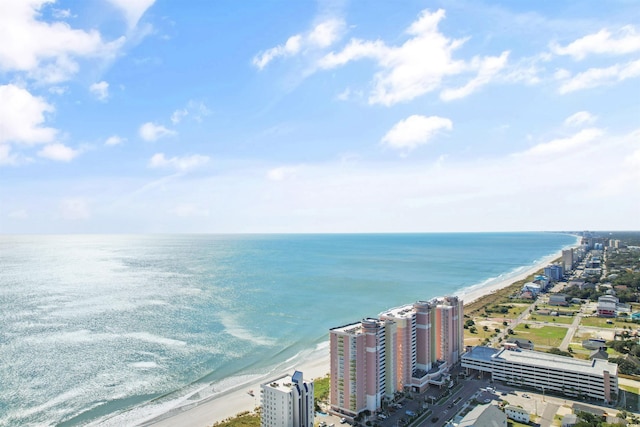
[562,249,574,272]
[261,371,314,427]
[329,318,396,418]
[329,296,463,419]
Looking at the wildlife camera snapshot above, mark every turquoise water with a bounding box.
[0,233,576,426]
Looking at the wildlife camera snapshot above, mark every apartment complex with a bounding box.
[329,296,463,419]
[261,371,314,427]
[462,347,618,403]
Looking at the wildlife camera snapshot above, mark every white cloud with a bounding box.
[89,81,109,101]
[106,0,156,28]
[318,9,508,105]
[0,144,19,165]
[0,0,124,83]
[0,84,57,145]
[381,115,452,151]
[148,153,210,172]
[105,135,125,146]
[59,198,90,220]
[551,26,640,60]
[48,85,68,95]
[307,18,344,48]
[519,128,603,157]
[553,68,571,80]
[37,143,80,162]
[441,51,509,101]
[267,166,298,181]
[558,58,640,93]
[252,18,345,69]
[139,122,176,141]
[564,111,597,127]
[171,108,188,124]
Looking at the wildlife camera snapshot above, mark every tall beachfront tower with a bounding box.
[379,303,432,391]
[432,296,464,366]
[329,318,396,419]
[261,371,314,427]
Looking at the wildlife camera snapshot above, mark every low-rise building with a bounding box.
[504,405,530,423]
[598,295,618,317]
[457,404,506,427]
[461,347,619,403]
[549,294,568,306]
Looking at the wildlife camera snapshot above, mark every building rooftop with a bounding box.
[462,346,499,362]
[458,404,506,427]
[263,374,298,393]
[493,348,618,376]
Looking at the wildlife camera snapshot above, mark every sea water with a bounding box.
[0,233,577,426]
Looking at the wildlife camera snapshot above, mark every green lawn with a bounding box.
[528,314,574,325]
[512,324,567,347]
[579,316,617,328]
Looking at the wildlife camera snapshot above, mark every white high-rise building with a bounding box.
[261,371,314,427]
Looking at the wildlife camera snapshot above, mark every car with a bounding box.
[484,399,490,403]
[340,418,347,424]
[431,417,439,423]
[447,403,453,409]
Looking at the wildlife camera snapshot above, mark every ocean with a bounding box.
[0,232,577,426]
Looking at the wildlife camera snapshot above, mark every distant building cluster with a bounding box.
[329,296,463,420]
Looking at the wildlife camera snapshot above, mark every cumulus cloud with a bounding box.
[551,26,640,60]
[381,115,452,151]
[558,58,640,93]
[105,135,125,146]
[0,0,124,83]
[139,122,176,141]
[0,84,57,145]
[564,111,597,127]
[148,153,210,172]
[37,143,80,162]
[519,128,603,157]
[89,81,109,101]
[106,0,156,28]
[318,9,508,105]
[253,18,344,69]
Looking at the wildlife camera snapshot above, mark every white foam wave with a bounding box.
[218,312,275,346]
[130,361,159,369]
[125,332,187,347]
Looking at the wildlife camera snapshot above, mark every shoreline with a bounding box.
[136,240,579,427]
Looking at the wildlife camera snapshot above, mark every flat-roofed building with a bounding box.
[461,347,618,403]
[329,318,396,419]
[261,371,314,427]
[433,296,464,367]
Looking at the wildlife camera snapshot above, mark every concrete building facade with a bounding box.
[261,371,314,427]
[462,347,618,403]
[330,296,463,418]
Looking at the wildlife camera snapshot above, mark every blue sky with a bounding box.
[1,0,639,233]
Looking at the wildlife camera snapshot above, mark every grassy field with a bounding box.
[512,324,567,348]
[579,316,618,328]
[527,314,574,325]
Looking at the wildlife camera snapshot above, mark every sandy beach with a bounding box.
[144,244,576,427]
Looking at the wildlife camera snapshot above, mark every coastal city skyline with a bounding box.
[1,1,639,234]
